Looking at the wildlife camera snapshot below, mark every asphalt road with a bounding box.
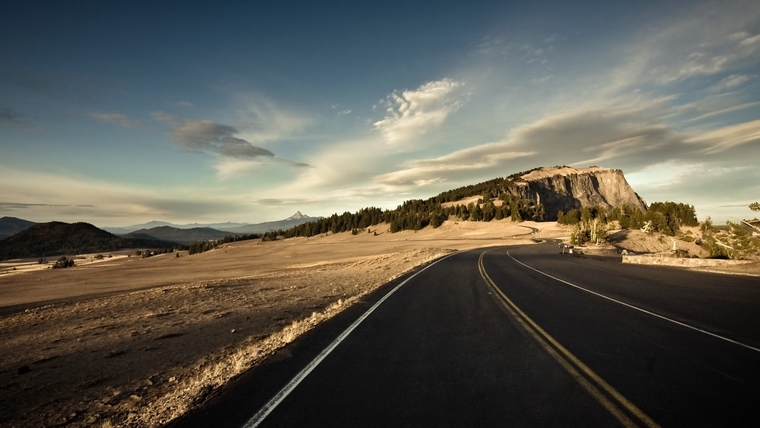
[171,242,760,428]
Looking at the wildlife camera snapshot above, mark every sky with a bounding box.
[1,0,759,227]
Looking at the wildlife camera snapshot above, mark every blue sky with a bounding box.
[1,0,759,226]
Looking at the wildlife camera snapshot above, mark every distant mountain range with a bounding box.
[122,226,235,245]
[102,221,250,235]
[223,211,322,234]
[0,216,36,240]
[0,222,176,261]
[0,212,321,259]
[102,211,320,235]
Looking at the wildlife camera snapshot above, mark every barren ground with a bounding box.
[1,220,756,428]
[0,220,563,428]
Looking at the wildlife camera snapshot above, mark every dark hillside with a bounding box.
[0,216,36,240]
[0,222,177,260]
[123,226,234,245]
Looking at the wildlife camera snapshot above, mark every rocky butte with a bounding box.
[507,166,648,220]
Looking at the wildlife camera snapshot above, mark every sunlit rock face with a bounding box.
[508,166,647,220]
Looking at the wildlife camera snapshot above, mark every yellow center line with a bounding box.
[478,250,661,428]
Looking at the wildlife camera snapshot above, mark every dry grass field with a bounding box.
[2,219,756,427]
[0,220,565,428]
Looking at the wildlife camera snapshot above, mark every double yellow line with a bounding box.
[477,251,661,428]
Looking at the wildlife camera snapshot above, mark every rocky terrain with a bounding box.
[509,166,647,220]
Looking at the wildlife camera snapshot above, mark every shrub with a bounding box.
[53,257,75,269]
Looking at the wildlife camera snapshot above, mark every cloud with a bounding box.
[373,78,464,144]
[233,99,313,145]
[173,120,275,158]
[154,113,274,159]
[473,36,509,57]
[92,112,140,128]
[177,122,273,158]
[669,92,749,121]
[0,202,69,210]
[709,74,753,92]
[373,100,693,189]
[0,165,248,225]
[685,101,760,122]
[213,157,308,180]
[608,4,760,91]
[685,118,760,152]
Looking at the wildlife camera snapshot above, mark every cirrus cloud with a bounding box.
[92,112,140,128]
[373,98,727,189]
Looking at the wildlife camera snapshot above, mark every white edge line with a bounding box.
[505,250,760,354]
[243,253,455,428]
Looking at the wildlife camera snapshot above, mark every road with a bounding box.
[171,242,760,428]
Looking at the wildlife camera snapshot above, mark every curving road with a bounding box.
[171,242,760,428]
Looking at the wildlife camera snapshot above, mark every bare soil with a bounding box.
[0,220,564,428]
[606,229,708,258]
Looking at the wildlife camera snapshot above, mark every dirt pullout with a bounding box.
[0,220,564,428]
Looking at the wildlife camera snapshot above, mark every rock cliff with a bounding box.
[507,166,647,220]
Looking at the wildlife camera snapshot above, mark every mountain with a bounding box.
[0,216,36,240]
[122,226,236,245]
[286,211,308,220]
[103,212,319,238]
[0,222,177,260]
[103,221,249,235]
[505,166,647,220]
[225,212,322,234]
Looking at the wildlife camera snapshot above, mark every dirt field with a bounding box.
[0,220,565,428]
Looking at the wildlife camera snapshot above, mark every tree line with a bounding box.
[557,202,699,245]
[258,193,545,241]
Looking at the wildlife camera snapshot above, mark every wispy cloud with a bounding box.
[0,165,249,225]
[686,101,760,122]
[608,4,760,91]
[92,112,140,128]
[686,118,760,152]
[234,99,313,145]
[374,100,689,189]
[213,157,309,180]
[0,201,75,209]
[374,78,465,144]
[709,74,753,92]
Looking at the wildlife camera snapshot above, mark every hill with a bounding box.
[0,222,177,260]
[264,166,651,240]
[123,226,236,245]
[0,216,36,240]
[510,166,647,220]
[435,166,646,218]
